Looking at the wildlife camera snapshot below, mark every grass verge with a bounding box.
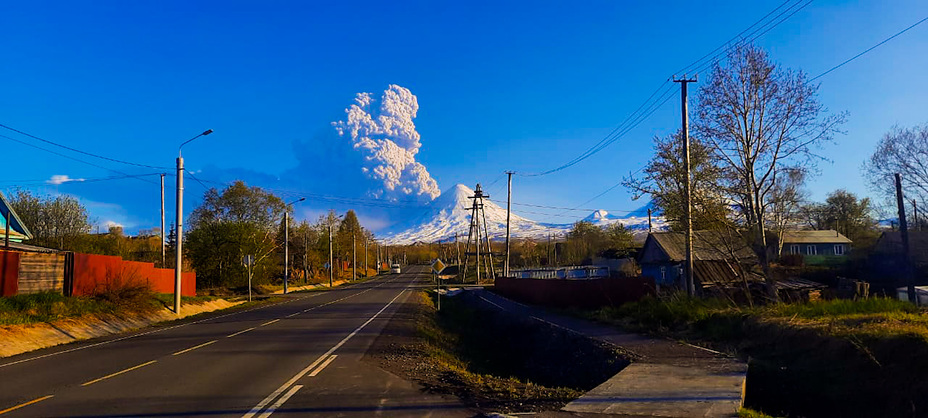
[587,294,928,417]
[366,290,627,413]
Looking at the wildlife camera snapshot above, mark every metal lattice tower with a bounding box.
[462,183,495,284]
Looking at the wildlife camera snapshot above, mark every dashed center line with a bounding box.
[172,340,218,356]
[261,319,280,327]
[227,327,257,338]
[81,360,157,387]
[0,395,53,415]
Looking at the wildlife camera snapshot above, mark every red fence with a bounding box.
[0,250,195,297]
[494,276,655,309]
[71,253,195,296]
[0,250,19,296]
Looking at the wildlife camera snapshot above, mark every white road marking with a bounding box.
[0,290,334,369]
[81,360,157,386]
[257,385,302,418]
[172,340,218,356]
[227,327,257,338]
[477,295,508,311]
[242,275,415,418]
[308,355,337,377]
[260,319,280,327]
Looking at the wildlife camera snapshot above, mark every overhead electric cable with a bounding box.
[0,123,170,170]
[518,0,813,177]
[0,133,158,185]
[811,15,928,81]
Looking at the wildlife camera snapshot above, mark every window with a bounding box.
[806,245,817,256]
[790,244,800,254]
[834,245,845,255]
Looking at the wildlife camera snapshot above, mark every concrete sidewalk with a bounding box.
[471,289,747,418]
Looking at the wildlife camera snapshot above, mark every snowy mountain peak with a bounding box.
[382,183,565,244]
[584,209,616,223]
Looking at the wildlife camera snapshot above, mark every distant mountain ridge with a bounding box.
[382,184,668,245]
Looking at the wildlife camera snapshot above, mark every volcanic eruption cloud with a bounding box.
[333,85,441,202]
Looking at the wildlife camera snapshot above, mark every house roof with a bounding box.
[781,230,852,244]
[643,230,756,263]
[0,191,32,241]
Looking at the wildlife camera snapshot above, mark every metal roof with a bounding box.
[781,230,852,244]
[643,231,757,263]
[0,191,33,241]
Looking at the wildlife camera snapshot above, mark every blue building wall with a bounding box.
[784,242,849,257]
[641,263,682,286]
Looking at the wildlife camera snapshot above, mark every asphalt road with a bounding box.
[0,265,470,417]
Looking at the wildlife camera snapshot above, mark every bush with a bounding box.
[93,265,154,309]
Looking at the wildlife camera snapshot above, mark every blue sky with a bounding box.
[1,0,926,233]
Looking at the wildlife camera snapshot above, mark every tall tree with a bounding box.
[802,189,877,246]
[7,189,91,249]
[863,124,928,216]
[186,181,287,289]
[624,131,730,231]
[695,44,846,300]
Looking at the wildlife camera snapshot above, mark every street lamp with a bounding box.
[284,197,306,294]
[174,129,213,315]
[328,213,344,287]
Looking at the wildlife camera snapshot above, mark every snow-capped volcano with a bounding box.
[382,185,670,245]
[382,184,567,244]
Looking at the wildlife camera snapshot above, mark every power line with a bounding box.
[0,133,158,185]
[0,123,170,170]
[811,15,928,81]
[518,0,813,178]
[0,173,162,186]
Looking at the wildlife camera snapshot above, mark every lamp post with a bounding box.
[284,197,306,294]
[174,129,213,315]
[328,213,343,287]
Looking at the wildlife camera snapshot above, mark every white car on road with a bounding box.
[391,264,401,274]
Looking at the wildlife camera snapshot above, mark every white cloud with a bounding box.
[333,85,441,202]
[47,175,85,185]
[104,220,124,229]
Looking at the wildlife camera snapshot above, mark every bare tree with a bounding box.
[695,44,846,300]
[769,168,807,258]
[863,124,928,214]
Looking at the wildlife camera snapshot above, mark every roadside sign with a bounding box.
[431,258,446,274]
[243,255,254,266]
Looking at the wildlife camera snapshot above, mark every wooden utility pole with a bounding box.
[896,173,915,303]
[352,233,357,281]
[647,208,652,233]
[674,74,697,297]
[364,236,368,277]
[505,171,513,277]
[914,199,920,231]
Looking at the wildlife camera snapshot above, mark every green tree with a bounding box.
[186,181,287,289]
[802,189,878,246]
[624,132,729,231]
[7,189,91,250]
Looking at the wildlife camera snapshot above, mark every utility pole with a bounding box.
[304,227,308,284]
[648,208,652,233]
[364,236,368,277]
[674,74,697,297]
[328,222,334,287]
[505,171,513,277]
[284,212,289,293]
[896,173,915,303]
[174,154,184,313]
[160,173,166,268]
[175,129,213,315]
[914,199,920,231]
[352,233,357,281]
